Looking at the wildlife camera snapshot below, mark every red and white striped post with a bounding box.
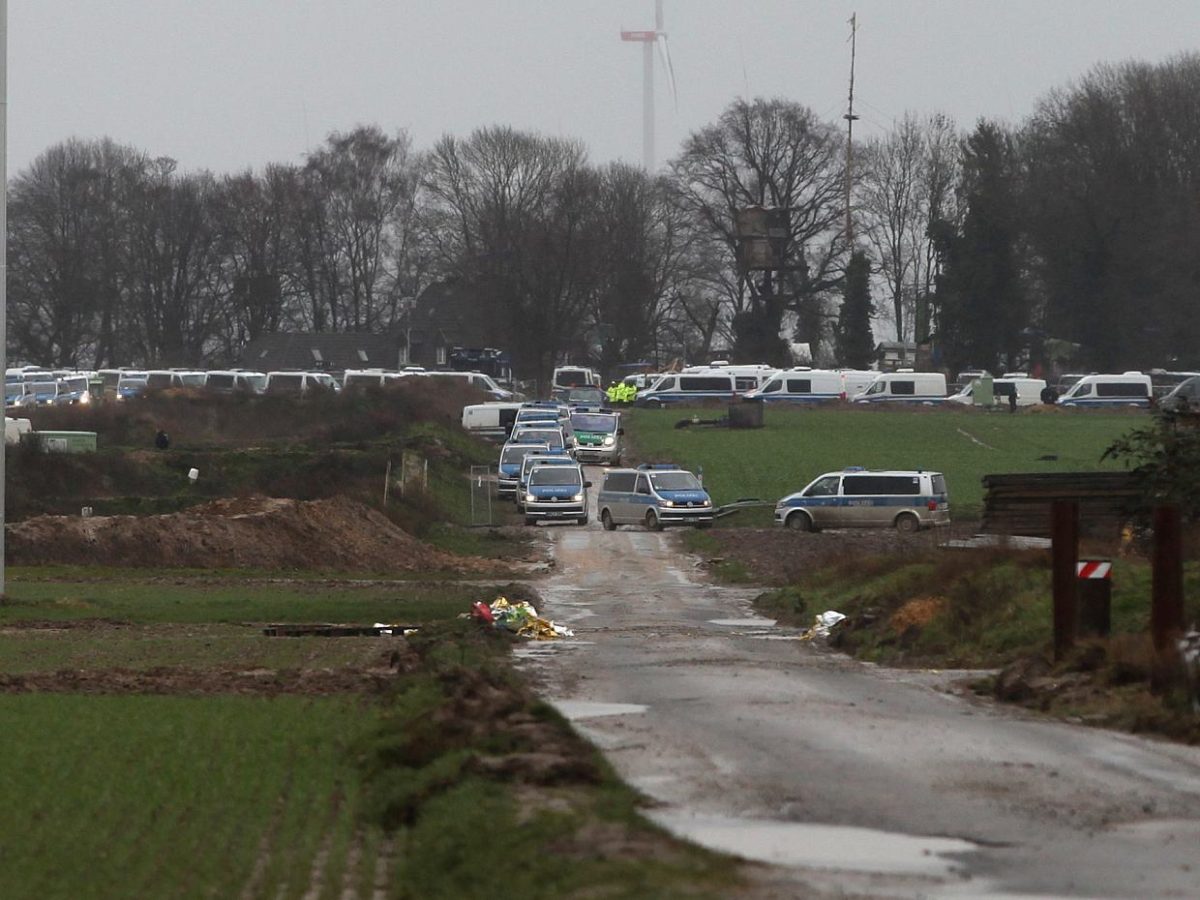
[1076,559,1112,638]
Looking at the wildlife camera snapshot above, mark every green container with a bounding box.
[35,431,98,453]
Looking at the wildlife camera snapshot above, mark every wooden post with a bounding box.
[1051,500,1079,661]
[1151,505,1184,652]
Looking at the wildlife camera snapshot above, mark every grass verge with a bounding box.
[0,568,744,898]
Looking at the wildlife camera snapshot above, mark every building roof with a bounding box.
[241,333,402,372]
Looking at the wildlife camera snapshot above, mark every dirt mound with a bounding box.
[7,495,502,575]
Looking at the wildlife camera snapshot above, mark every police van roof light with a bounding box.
[842,466,866,472]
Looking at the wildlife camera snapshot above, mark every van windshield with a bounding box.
[530,467,582,486]
[866,380,885,395]
[649,472,701,491]
[502,445,544,465]
[514,429,563,449]
[570,414,616,433]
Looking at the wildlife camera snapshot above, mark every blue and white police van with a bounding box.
[1056,372,1152,408]
[851,372,947,405]
[597,464,714,531]
[775,468,950,533]
[496,441,550,499]
[515,453,578,512]
[523,461,590,526]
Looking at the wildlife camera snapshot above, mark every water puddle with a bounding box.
[550,700,649,720]
[511,640,592,659]
[748,634,805,641]
[649,811,976,878]
[709,617,777,628]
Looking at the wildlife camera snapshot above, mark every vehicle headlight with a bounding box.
[663,500,676,507]
[572,493,583,502]
[602,436,614,446]
[80,393,91,404]
[701,500,711,507]
[526,492,536,502]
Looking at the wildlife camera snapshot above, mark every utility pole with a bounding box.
[1,0,8,598]
[843,12,859,246]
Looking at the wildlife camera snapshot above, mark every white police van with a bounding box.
[1056,372,1152,408]
[523,461,590,526]
[851,371,947,405]
[597,464,714,531]
[775,468,950,533]
[742,368,848,403]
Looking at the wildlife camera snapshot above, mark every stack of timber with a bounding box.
[981,472,1139,538]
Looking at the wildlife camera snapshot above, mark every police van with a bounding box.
[496,441,550,498]
[569,408,622,465]
[516,453,578,512]
[774,468,950,533]
[1056,372,1152,408]
[851,371,947,404]
[946,375,1047,407]
[742,368,846,403]
[509,424,571,456]
[597,464,714,531]
[523,461,590,526]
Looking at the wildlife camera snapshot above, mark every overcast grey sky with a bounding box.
[11,1,1200,176]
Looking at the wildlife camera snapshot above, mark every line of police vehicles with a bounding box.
[622,362,1182,409]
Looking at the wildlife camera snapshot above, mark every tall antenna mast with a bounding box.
[843,12,859,245]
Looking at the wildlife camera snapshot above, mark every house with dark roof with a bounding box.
[240,332,405,373]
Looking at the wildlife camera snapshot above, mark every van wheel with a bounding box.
[786,511,813,532]
[645,510,663,532]
[524,516,536,527]
[645,399,663,409]
[601,510,616,531]
[895,513,920,534]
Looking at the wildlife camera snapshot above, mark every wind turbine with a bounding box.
[620,0,677,172]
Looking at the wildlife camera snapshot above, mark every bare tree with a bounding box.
[7,138,146,366]
[857,112,961,343]
[424,126,601,381]
[296,126,420,332]
[671,97,847,364]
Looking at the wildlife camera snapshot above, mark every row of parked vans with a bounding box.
[629,364,1159,409]
[5,365,517,409]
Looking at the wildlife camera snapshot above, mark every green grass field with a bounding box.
[624,405,1139,519]
[0,570,741,899]
[0,694,383,900]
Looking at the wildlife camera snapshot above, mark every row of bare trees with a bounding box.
[10,52,1200,376]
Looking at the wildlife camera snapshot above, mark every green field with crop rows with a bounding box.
[624,405,1140,519]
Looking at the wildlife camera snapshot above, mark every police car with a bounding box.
[774,468,949,533]
[496,441,550,499]
[523,461,590,526]
[597,464,714,531]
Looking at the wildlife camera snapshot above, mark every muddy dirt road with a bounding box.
[519,474,1200,898]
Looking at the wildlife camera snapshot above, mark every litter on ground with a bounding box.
[472,596,574,640]
[800,610,847,641]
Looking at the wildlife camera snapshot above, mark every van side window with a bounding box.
[1097,382,1148,398]
[891,381,915,395]
[786,378,812,393]
[605,473,636,493]
[735,376,758,391]
[805,475,841,497]
[761,380,782,393]
[656,377,676,391]
[842,475,918,495]
[635,475,651,494]
[682,376,729,392]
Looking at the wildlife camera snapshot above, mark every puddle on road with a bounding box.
[708,617,777,627]
[649,811,976,878]
[550,700,649,720]
[511,640,592,660]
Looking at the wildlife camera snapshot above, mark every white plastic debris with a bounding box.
[801,610,847,642]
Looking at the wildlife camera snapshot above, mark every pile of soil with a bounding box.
[7,495,502,575]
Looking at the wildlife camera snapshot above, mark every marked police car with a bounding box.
[775,468,950,533]
[523,461,590,526]
[597,464,714,531]
[569,408,622,465]
[496,441,550,499]
[515,453,578,512]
